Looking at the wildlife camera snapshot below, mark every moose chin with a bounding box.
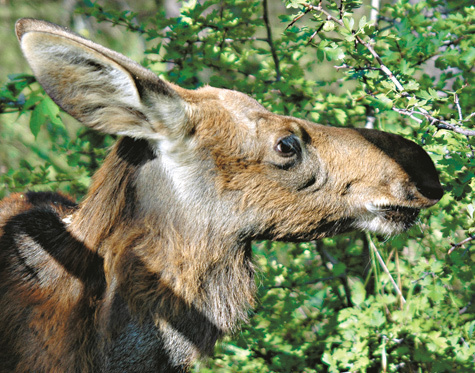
[0,18,443,373]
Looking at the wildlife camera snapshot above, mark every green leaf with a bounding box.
[28,96,61,138]
[407,96,419,107]
[286,0,302,9]
[333,262,347,276]
[29,102,47,138]
[369,310,385,327]
[405,80,420,91]
[333,108,347,125]
[343,17,355,32]
[351,280,366,307]
[358,15,367,31]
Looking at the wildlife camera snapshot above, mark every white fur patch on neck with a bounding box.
[155,138,205,205]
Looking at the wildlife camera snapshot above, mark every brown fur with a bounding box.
[0,19,443,372]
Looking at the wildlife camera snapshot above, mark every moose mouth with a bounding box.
[354,203,421,235]
[382,205,420,225]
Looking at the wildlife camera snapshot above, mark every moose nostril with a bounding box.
[416,181,444,201]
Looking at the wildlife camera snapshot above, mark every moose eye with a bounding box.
[274,135,301,158]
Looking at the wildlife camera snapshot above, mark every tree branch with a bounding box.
[263,0,281,82]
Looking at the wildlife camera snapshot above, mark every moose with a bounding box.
[0,18,443,372]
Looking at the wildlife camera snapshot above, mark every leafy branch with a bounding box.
[393,107,475,137]
[291,2,475,137]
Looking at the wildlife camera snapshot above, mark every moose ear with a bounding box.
[15,18,188,139]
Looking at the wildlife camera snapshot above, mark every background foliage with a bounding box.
[1,0,474,372]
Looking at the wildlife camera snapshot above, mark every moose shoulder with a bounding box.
[0,18,443,372]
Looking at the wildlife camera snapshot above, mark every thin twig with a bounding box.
[465,112,475,122]
[286,9,310,30]
[455,93,463,121]
[395,250,404,310]
[412,271,434,284]
[338,0,344,20]
[449,234,475,254]
[334,64,381,72]
[393,108,475,137]
[263,0,281,81]
[223,37,268,43]
[459,301,472,315]
[368,235,406,305]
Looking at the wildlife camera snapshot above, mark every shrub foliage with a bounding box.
[1,1,474,372]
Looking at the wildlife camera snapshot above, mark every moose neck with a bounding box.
[68,137,256,350]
